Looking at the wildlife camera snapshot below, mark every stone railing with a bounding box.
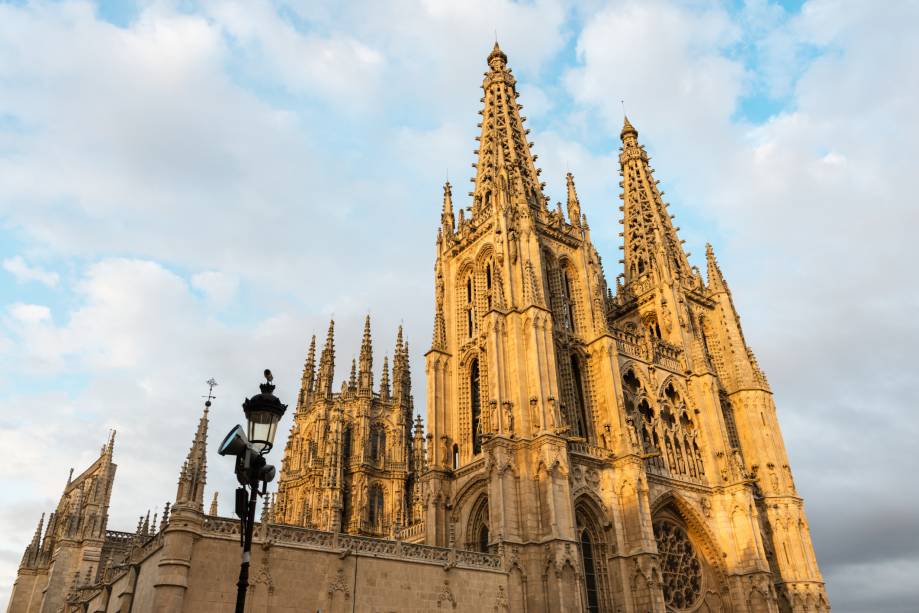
[249,523,503,571]
[399,521,426,541]
[203,516,241,537]
[568,441,613,461]
[612,329,647,359]
[652,338,684,371]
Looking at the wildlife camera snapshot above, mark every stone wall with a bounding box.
[84,517,509,613]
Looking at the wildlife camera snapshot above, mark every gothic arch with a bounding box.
[652,493,731,613]
[449,475,489,525]
[464,493,491,552]
[657,375,689,404]
[650,491,726,575]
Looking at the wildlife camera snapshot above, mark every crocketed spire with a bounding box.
[175,398,209,511]
[618,116,692,284]
[469,42,546,221]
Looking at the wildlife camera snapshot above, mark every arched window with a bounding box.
[368,484,384,528]
[486,262,493,311]
[563,270,576,330]
[470,359,482,455]
[452,444,459,470]
[720,394,741,450]
[580,528,600,613]
[341,483,350,530]
[466,275,475,338]
[466,496,490,553]
[576,504,611,612]
[369,426,386,463]
[570,355,589,440]
[342,426,352,461]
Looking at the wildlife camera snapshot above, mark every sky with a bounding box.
[0,0,917,610]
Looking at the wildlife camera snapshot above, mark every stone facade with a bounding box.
[7,43,828,613]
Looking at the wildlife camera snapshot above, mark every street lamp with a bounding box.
[242,369,286,453]
[218,370,287,613]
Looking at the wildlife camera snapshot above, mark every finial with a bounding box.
[209,492,218,516]
[67,467,74,486]
[488,41,507,70]
[621,114,637,139]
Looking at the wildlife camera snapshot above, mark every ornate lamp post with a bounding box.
[217,370,287,613]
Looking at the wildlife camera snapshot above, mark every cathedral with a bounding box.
[7,44,828,613]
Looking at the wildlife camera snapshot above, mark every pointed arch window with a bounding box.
[466,275,475,338]
[485,262,493,311]
[452,444,459,470]
[368,484,385,528]
[562,270,576,331]
[580,528,600,613]
[576,504,611,612]
[466,496,491,553]
[721,398,741,450]
[470,359,482,455]
[570,355,590,440]
[342,426,352,461]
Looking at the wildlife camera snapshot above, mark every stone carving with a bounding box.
[437,579,457,609]
[327,567,350,600]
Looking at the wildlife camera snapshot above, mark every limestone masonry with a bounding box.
[7,43,828,613]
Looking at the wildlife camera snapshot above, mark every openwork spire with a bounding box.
[619,116,692,284]
[470,42,546,220]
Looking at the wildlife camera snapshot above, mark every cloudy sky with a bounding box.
[0,0,916,610]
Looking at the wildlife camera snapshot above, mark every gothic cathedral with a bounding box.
[9,43,828,613]
[272,44,828,612]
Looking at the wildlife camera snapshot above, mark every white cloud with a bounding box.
[2,256,60,287]
[191,271,239,308]
[0,1,916,610]
[8,303,51,324]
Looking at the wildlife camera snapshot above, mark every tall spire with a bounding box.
[359,314,373,394]
[618,116,692,285]
[299,335,317,409]
[470,42,546,220]
[317,319,336,398]
[566,172,581,227]
[175,392,210,511]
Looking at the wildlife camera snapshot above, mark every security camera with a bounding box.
[218,425,250,457]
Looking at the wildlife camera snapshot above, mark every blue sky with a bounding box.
[1,1,917,610]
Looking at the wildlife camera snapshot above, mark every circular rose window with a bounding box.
[653,519,703,610]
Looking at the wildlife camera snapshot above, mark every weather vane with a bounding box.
[203,378,218,405]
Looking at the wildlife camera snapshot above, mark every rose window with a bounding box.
[653,519,703,610]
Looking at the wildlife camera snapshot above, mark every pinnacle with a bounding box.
[487,41,507,69]
[621,115,637,139]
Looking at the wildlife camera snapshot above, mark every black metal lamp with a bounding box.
[242,369,287,453]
